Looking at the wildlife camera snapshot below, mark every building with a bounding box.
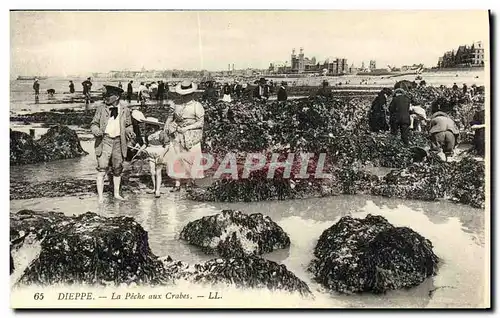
[290,48,319,73]
[437,41,484,68]
[322,58,348,75]
[369,60,376,70]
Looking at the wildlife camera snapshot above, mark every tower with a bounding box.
[298,47,305,73]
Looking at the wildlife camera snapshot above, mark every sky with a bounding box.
[10,10,490,76]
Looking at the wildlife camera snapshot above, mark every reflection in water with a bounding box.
[10,191,486,308]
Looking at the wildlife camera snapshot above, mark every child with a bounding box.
[131,110,169,198]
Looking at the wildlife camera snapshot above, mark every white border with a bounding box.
[3,1,498,317]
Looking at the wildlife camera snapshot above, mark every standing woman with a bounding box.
[165,80,205,192]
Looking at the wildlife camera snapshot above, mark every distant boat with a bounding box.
[16,76,48,81]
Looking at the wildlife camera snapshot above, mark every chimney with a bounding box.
[232,64,235,71]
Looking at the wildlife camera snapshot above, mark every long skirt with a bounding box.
[165,139,204,180]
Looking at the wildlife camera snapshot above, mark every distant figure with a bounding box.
[164,82,170,100]
[428,111,460,161]
[452,83,459,91]
[33,78,40,96]
[202,81,218,102]
[277,81,288,102]
[69,80,75,93]
[222,83,232,102]
[316,80,333,98]
[82,77,93,105]
[253,78,270,101]
[138,82,149,107]
[157,80,165,102]
[127,80,133,103]
[389,88,411,146]
[118,81,123,89]
[47,89,55,97]
[462,83,468,95]
[470,107,485,157]
[149,82,158,100]
[233,81,242,99]
[369,88,391,132]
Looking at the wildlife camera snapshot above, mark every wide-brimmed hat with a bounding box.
[175,80,198,95]
[131,110,147,122]
[144,117,164,125]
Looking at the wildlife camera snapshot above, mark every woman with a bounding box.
[164,80,205,192]
[369,88,391,132]
[222,82,232,102]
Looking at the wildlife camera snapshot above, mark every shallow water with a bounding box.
[9,85,488,307]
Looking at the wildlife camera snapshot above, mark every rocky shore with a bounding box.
[11,209,438,297]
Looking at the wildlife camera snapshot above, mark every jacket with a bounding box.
[253,85,269,99]
[90,102,134,157]
[389,91,411,124]
[429,112,459,135]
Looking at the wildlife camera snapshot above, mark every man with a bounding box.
[462,83,468,95]
[90,85,135,202]
[127,80,133,103]
[149,81,158,100]
[138,82,148,106]
[82,77,93,105]
[233,80,243,99]
[253,78,269,101]
[157,80,165,102]
[389,88,411,146]
[452,83,459,91]
[33,78,40,96]
[202,81,218,102]
[428,111,459,161]
[69,80,75,93]
[316,80,333,98]
[277,81,288,102]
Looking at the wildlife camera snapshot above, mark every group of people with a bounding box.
[90,80,205,202]
[368,85,485,161]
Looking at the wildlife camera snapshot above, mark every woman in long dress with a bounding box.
[164,80,205,192]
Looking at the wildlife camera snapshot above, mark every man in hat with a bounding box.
[127,80,134,103]
[90,85,135,202]
[277,81,288,102]
[389,88,411,146]
[253,78,269,100]
[82,77,93,105]
[33,78,40,97]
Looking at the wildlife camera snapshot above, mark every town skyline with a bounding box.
[11,11,489,77]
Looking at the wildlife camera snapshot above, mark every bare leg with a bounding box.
[147,161,156,193]
[113,176,125,200]
[155,166,163,197]
[97,171,106,203]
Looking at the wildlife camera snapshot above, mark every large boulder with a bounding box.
[37,125,88,161]
[10,130,46,165]
[162,256,312,297]
[10,125,88,165]
[179,210,290,258]
[10,210,171,286]
[308,214,439,294]
[448,156,485,209]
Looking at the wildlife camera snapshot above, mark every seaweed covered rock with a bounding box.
[10,125,87,165]
[11,110,96,128]
[37,125,88,161]
[11,210,171,286]
[371,158,449,202]
[179,210,290,257]
[448,156,485,208]
[10,130,46,165]
[308,214,438,294]
[162,256,312,297]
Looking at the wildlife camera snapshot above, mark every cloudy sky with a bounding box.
[10,10,489,76]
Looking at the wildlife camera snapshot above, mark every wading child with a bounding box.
[131,110,169,198]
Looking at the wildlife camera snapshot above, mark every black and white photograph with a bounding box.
[9,10,490,309]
